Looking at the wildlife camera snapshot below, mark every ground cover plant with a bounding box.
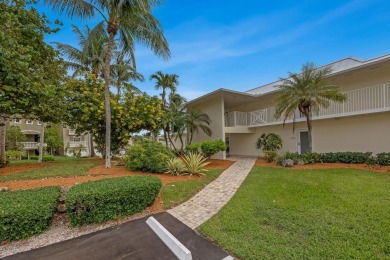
[0,158,98,182]
[200,167,390,259]
[0,186,60,242]
[162,169,223,209]
[66,176,162,226]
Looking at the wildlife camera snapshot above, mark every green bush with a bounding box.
[166,157,185,176]
[28,155,54,162]
[200,139,227,158]
[276,151,302,165]
[0,187,60,242]
[256,133,283,151]
[5,150,23,160]
[320,152,372,164]
[374,153,390,166]
[263,151,278,163]
[182,152,210,176]
[302,152,322,164]
[125,140,175,173]
[0,158,9,168]
[65,176,162,226]
[185,143,201,153]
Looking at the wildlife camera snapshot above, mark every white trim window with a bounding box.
[13,119,22,124]
[73,136,81,142]
[26,119,33,125]
[37,121,42,125]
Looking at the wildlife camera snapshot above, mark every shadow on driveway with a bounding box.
[5,212,230,260]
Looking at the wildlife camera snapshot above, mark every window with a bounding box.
[73,137,81,142]
[13,119,22,124]
[37,121,42,125]
[26,120,33,125]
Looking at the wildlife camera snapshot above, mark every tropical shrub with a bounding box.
[200,139,227,158]
[125,140,175,173]
[376,153,390,166]
[185,143,201,153]
[276,151,302,165]
[0,158,9,168]
[302,152,322,164]
[256,133,283,151]
[0,187,60,242]
[66,176,162,226]
[5,150,23,160]
[166,157,185,176]
[320,152,372,164]
[182,152,210,176]
[29,155,55,162]
[263,151,278,163]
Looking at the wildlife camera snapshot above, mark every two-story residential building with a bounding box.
[186,54,390,159]
[8,119,93,157]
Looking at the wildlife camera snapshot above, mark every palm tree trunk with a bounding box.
[103,31,115,168]
[167,132,177,151]
[89,132,95,157]
[0,116,6,165]
[178,131,184,152]
[306,112,313,152]
[38,122,45,163]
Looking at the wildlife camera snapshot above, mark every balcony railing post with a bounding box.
[383,84,386,108]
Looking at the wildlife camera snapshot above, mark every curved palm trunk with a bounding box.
[103,30,116,168]
[38,122,45,163]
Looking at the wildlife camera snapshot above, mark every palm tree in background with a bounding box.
[186,110,212,145]
[45,0,170,168]
[165,92,187,151]
[53,24,107,77]
[150,71,179,146]
[274,62,346,152]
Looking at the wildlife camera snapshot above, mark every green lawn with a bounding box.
[0,158,99,182]
[162,169,223,209]
[200,167,390,259]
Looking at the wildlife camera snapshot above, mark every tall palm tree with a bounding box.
[186,110,212,145]
[53,24,107,77]
[166,92,187,151]
[150,71,179,146]
[274,62,347,152]
[111,50,144,98]
[46,0,170,168]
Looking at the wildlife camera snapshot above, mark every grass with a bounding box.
[162,169,223,209]
[199,167,390,259]
[0,158,99,182]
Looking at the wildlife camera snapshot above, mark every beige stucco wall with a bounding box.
[227,111,390,156]
[187,96,225,159]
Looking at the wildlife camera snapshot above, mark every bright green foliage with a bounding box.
[6,125,26,150]
[185,143,200,153]
[65,176,162,226]
[45,123,63,155]
[256,133,283,152]
[376,153,390,166]
[186,110,212,145]
[125,140,174,173]
[262,151,278,163]
[5,150,23,160]
[200,139,227,158]
[276,151,376,165]
[276,151,302,165]
[182,152,210,176]
[200,167,390,259]
[166,157,185,176]
[0,186,60,242]
[65,75,163,155]
[275,63,346,152]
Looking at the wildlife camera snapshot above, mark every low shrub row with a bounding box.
[185,139,226,158]
[0,187,60,242]
[65,176,162,226]
[29,155,55,162]
[276,152,390,166]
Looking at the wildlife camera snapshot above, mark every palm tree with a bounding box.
[274,62,347,152]
[46,0,170,168]
[165,92,187,151]
[150,71,179,146]
[186,110,212,145]
[111,50,144,98]
[53,24,107,77]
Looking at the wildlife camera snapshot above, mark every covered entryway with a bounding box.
[298,130,310,154]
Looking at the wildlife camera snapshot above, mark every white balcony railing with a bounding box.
[225,83,390,127]
[19,142,39,149]
[68,129,77,135]
[69,141,87,148]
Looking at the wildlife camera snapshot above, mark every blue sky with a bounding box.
[36,0,390,100]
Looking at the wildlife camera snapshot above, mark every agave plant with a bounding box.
[166,157,185,176]
[182,152,210,176]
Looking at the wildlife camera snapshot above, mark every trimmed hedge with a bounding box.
[0,187,60,242]
[125,140,175,173]
[29,155,54,162]
[376,153,390,166]
[65,176,162,226]
[200,139,227,158]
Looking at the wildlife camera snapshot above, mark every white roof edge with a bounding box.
[185,88,255,106]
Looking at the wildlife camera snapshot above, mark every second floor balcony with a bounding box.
[225,83,390,127]
[68,141,87,148]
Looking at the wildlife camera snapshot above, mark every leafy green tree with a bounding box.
[186,110,212,145]
[45,123,63,155]
[274,63,346,152]
[6,125,26,151]
[45,0,170,168]
[65,74,163,156]
[0,0,65,164]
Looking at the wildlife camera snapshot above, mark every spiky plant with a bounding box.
[182,152,210,176]
[166,157,185,176]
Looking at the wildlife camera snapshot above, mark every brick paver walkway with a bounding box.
[168,156,256,229]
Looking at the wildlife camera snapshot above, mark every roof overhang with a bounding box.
[186,88,257,107]
[22,130,40,135]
